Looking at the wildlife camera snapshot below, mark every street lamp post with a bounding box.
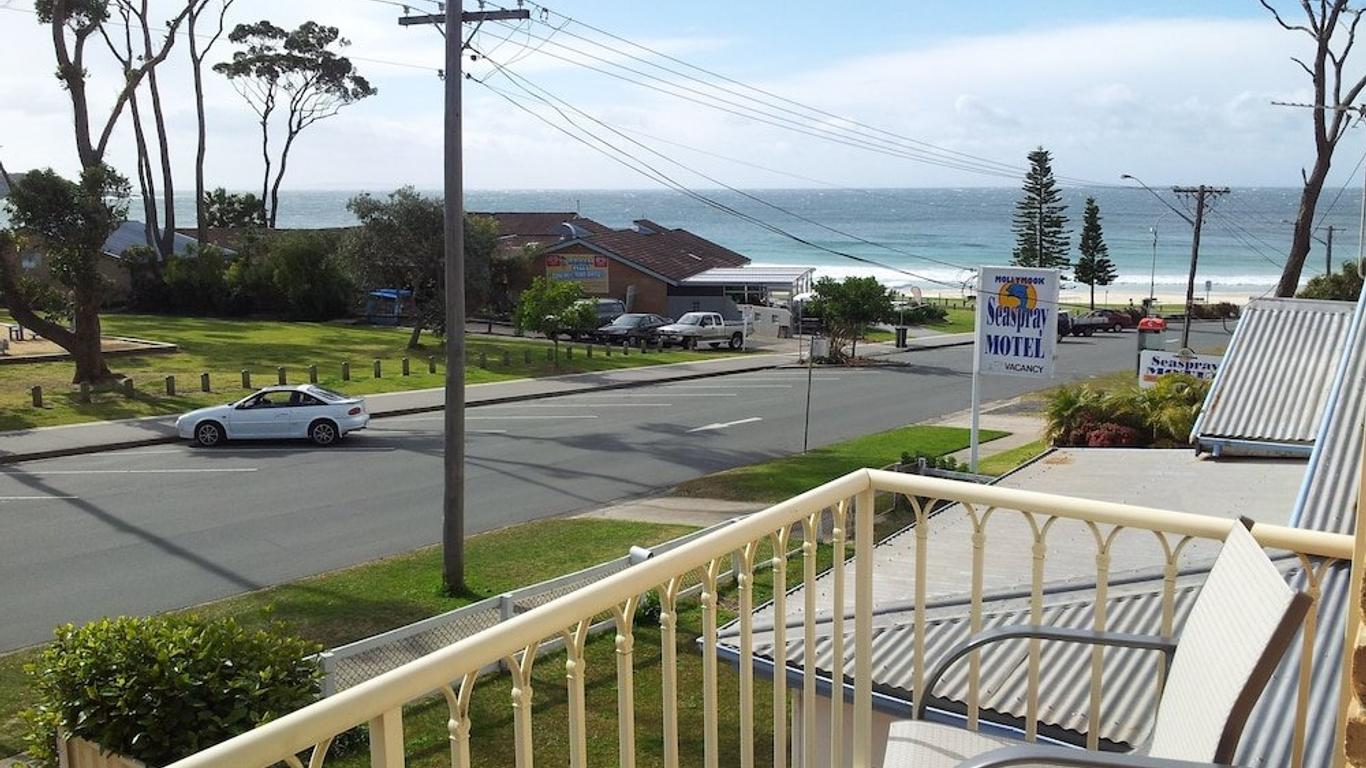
[1149,211,1170,315]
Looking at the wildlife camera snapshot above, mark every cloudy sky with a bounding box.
[0,0,1350,191]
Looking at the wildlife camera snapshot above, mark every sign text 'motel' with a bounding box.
[975,266,1060,379]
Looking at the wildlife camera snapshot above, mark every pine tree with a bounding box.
[1011,147,1071,271]
[1073,196,1118,309]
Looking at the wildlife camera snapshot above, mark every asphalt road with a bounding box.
[0,323,1234,650]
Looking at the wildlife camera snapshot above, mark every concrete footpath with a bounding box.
[0,352,797,463]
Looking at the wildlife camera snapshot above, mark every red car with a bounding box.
[1086,309,1137,332]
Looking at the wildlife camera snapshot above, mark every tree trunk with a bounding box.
[407,323,424,349]
[137,1,176,258]
[268,130,300,229]
[1280,156,1333,297]
[71,297,113,384]
[1089,282,1095,310]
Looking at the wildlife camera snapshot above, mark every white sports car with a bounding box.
[175,385,370,447]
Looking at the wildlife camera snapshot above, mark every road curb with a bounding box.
[0,359,790,464]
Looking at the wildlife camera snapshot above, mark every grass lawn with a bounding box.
[918,307,976,335]
[0,518,696,757]
[671,425,1007,503]
[0,314,738,431]
[978,439,1047,477]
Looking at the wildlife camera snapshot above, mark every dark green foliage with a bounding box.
[898,303,948,325]
[21,615,320,768]
[267,232,354,320]
[1011,147,1070,270]
[1044,374,1210,448]
[809,275,894,360]
[162,246,231,315]
[201,188,266,229]
[1187,302,1240,320]
[514,276,589,337]
[1298,260,1362,301]
[1073,197,1117,309]
[3,166,128,291]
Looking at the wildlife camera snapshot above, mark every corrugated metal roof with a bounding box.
[102,220,203,259]
[1193,298,1355,448]
[1291,290,1366,535]
[680,266,814,287]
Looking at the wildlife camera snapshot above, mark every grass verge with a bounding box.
[978,439,1047,477]
[0,518,696,757]
[670,425,1007,503]
[0,314,740,431]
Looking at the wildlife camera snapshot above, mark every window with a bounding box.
[291,392,324,407]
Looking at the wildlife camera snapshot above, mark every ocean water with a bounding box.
[165,186,1358,299]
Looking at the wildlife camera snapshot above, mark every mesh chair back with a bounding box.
[1147,521,1310,763]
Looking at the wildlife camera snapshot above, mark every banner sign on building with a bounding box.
[1138,350,1222,389]
[975,266,1060,378]
[546,253,610,293]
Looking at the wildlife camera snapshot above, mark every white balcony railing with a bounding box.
[164,469,1355,768]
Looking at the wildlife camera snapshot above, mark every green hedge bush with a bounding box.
[1044,374,1209,448]
[22,615,321,767]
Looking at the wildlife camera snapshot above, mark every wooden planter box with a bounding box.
[56,734,146,768]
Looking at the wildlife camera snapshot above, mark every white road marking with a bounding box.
[0,496,79,501]
[113,449,185,456]
[1,468,259,475]
[664,384,793,389]
[562,393,737,398]
[478,403,672,408]
[466,415,599,420]
[687,417,763,433]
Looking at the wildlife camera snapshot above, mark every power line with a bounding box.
[471,69,964,288]
[473,18,1029,181]
[498,0,1118,188]
[481,56,977,275]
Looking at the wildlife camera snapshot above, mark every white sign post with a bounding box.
[970,266,1061,471]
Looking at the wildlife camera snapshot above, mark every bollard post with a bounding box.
[546,347,553,362]
[622,342,629,356]
[502,350,511,367]
[587,345,593,359]
[30,385,42,408]
[342,362,351,381]
[165,375,176,396]
[79,382,91,403]
[308,364,318,384]
[122,377,134,396]
[241,370,251,389]
[402,357,410,376]
[428,356,436,374]
[566,346,573,361]
[639,337,646,353]
[200,372,211,392]
[373,359,382,378]
[277,366,287,386]
[479,351,488,368]
[524,349,533,365]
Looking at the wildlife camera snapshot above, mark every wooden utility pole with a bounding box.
[399,3,529,593]
[1172,185,1228,351]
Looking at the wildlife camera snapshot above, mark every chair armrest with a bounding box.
[913,624,1177,720]
[956,745,1236,768]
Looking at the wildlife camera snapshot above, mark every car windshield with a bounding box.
[677,314,704,325]
[611,314,647,327]
[307,386,350,402]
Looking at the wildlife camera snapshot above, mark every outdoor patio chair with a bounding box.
[883,518,1311,768]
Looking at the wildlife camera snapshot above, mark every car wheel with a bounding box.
[686,337,698,350]
[194,420,225,447]
[728,332,744,350]
[309,419,339,447]
[1112,324,1122,332]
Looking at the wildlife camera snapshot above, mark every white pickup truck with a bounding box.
[657,312,747,350]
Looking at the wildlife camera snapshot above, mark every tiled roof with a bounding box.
[554,220,749,283]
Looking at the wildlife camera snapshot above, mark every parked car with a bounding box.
[175,385,369,447]
[596,313,673,343]
[1060,310,1105,337]
[550,298,627,341]
[657,311,747,349]
[1086,309,1137,332]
